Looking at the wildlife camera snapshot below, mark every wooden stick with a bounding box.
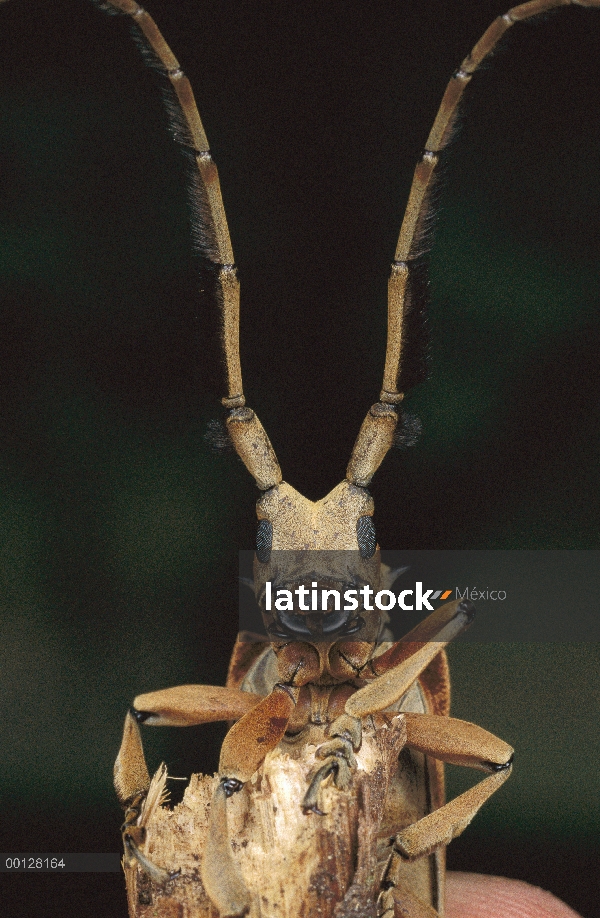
[123,716,408,918]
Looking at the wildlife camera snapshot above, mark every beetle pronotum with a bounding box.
[2,1,596,918]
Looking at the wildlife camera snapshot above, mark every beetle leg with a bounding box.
[200,684,298,917]
[316,736,357,771]
[369,598,474,677]
[349,601,474,719]
[392,715,513,860]
[395,766,512,859]
[380,778,513,918]
[129,683,263,726]
[201,781,251,918]
[114,684,265,889]
[302,760,338,816]
[378,713,513,913]
[218,682,297,782]
[114,710,151,809]
[123,828,175,886]
[114,713,175,884]
[378,714,512,914]
[302,713,361,812]
[379,877,439,918]
[403,712,513,773]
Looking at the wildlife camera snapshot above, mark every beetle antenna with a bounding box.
[93,1,284,493]
[93,0,245,409]
[349,0,600,488]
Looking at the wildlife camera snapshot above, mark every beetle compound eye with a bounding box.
[356,516,376,559]
[256,519,273,563]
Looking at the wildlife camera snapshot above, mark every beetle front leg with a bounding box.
[114,684,265,891]
[114,711,176,884]
[302,713,361,814]
[303,600,472,814]
[201,683,298,917]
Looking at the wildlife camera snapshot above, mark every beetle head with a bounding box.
[226,397,399,662]
[251,481,384,650]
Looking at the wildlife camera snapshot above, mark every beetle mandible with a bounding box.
[81,1,599,916]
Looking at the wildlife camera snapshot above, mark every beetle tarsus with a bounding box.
[123,833,179,885]
[302,803,328,816]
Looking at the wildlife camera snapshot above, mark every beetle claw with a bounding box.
[301,759,338,814]
[302,803,327,816]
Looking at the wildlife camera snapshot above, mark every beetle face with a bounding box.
[255,480,375,552]
[253,480,384,654]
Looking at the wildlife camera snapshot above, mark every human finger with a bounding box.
[446,871,582,918]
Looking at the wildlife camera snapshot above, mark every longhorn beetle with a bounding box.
[98,0,600,916]
[2,1,597,917]
[103,0,593,915]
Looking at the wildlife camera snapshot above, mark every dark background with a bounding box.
[0,1,598,915]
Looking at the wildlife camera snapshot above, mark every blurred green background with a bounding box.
[0,1,598,915]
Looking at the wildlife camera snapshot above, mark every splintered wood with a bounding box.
[123,716,408,918]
